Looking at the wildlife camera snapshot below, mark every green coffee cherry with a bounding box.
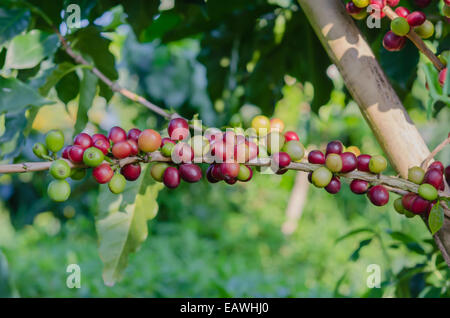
[403,209,415,218]
[83,147,104,167]
[325,153,343,173]
[393,198,405,215]
[50,159,71,180]
[70,168,86,180]
[418,183,438,201]
[33,142,48,159]
[353,0,369,8]
[369,155,387,174]
[47,180,71,202]
[414,20,434,39]
[45,130,65,153]
[237,164,250,181]
[408,166,425,185]
[150,163,170,182]
[161,143,175,157]
[282,140,305,162]
[311,167,333,188]
[265,131,285,154]
[391,17,410,36]
[108,174,127,194]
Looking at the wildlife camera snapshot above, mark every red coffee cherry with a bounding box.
[179,164,202,183]
[308,150,326,164]
[172,142,194,163]
[444,165,449,187]
[93,138,109,155]
[367,185,389,206]
[439,68,447,87]
[423,168,444,189]
[346,1,362,14]
[284,131,300,142]
[74,133,93,149]
[222,131,237,144]
[272,152,291,169]
[108,126,127,144]
[325,140,343,156]
[350,179,370,194]
[163,167,181,189]
[357,154,372,172]
[369,0,386,18]
[220,162,240,179]
[407,11,426,27]
[325,176,341,194]
[168,118,190,141]
[112,141,132,159]
[246,141,259,161]
[428,161,444,174]
[340,152,357,173]
[93,163,114,184]
[120,163,142,181]
[383,31,406,51]
[127,128,141,142]
[225,177,238,185]
[128,139,139,156]
[206,165,219,183]
[386,0,400,6]
[402,192,417,212]
[211,164,224,181]
[410,195,431,214]
[68,145,85,163]
[62,146,71,159]
[414,0,431,8]
[395,6,410,18]
[92,133,108,143]
[138,129,162,153]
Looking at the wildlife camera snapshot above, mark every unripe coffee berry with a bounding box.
[161,142,175,157]
[45,130,65,153]
[408,166,425,184]
[418,183,438,201]
[282,140,304,162]
[237,165,252,182]
[311,167,333,188]
[265,131,285,154]
[50,159,71,180]
[47,179,71,202]
[353,0,370,8]
[391,17,410,36]
[70,168,86,180]
[150,163,170,182]
[270,118,285,132]
[325,153,343,173]
[108,173,127,194]
[83,147,104,167]
[369,155,387,174]
[393,198,405,215]
[251,115,271,136]
[33,142,48,159]
[414,20,434,39]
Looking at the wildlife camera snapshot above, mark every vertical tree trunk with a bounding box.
[297,0,450,265]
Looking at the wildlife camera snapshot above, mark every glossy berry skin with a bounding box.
[402,193,417,212]
[340,152,357,173]
[394,198,405,215]
[282,140,304,162]
[410,195,430,214]
[127,128,141,142]
[439,68,447,87]
[120,163,142,181]
[429,161,444,174]
[68,145,85,163]
[367,185,389,206]
[357,154,372,172]
[161,137,176,147]
[346,2,362,14]
[237,165,253,182]
[206,165,219,183]
[383,31,406,52]
[128,139,139,156]
[179,164,202,183]
[108,126,127,144]
[414,20,434,39]
[70,168,86,181]
[33,142,48,159]
[445,165,450,187]
[211,164,224,181]
[273,152,291,169]
[112,141,132,159]
[395,7,410,18]
[325,140,343,156]
[414,0,431,8]
[168,118,190,141]
[161,142,175,157]
[138,129,162,153]
[391,17,410,36]
[251,115,271,136]
[225,177,238,185]
[47,180,71,202]
[418,183,438,201]
[369,155,387,174]
[386,0,399,6]
[45,130,65,153]
[407,11,426,27]
[326,153,343,173]
[325,177,341,194]
[92,133,108,143]
[50,159,71,180]
[62,146,71,159]
[163,167,180,189]
[220,163,240,179]
[311,167,333,188]
[353,0,370,8]
[350,179,370,194]
[150,163,169,182]
[92,163,114,184]
[408,166,425,184]
[93,138,110,155]
[308,150,325,164]
[284,131,300,142]
[83,147,104,167]
[172,142,194,163]
[108,174,126,194]
[74,133,93,149]
[369,0,385,18]
[423,168,444,190]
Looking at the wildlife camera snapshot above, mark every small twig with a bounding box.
[421,134,450,170]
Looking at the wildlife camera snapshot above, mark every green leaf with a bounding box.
[350,238,373,261]
[5,30,59,69]
[74,68,97,134]
[56,71,80,104]
[0,76,52,114]
[428,202,444,235]
[335,227,375,243]
[96,165,163,286]
[39,62,87,96]
[0,251,12,297]
[386,230,426,255]
[0,8,30,45]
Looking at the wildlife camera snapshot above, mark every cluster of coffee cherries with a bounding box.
[394,161,448,217]
[306,140,393,206]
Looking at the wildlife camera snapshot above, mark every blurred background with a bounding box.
[0,0,449,297]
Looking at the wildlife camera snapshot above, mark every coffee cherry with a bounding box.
[308,150,326,164]
[282,140,304,162]
[161,137,176,147]
[74,133,93,149]
[357,154,372,172]
[93,138,110,155]
[369,0,386,18]
[168,118,190,141]
[444,5,450,18]
[265,131,285,154]
[423,168,444,189]
[92,133,108,143]
[108,126,127,144]
[108,173,126,194]
[163,167,180,189]
[190,135,210,158]
[393,197,405,215]
[284,131,300,142]
[179,163,202,183]
[112,141,132,159]
[350,179,370,194]
[346,146,361,157]
[391,17,410,36]
[272,152,291,169]
[325,140,343,156]
[204,128,223,143]
[414,0,431,8]
[212,141,233,162]
[402,193,417,212]
[383,31,406,52]
[138,129,162,153]
[45,130,65,153]
[150,163,169,182]
[446,0,450,6]
[340,152,357,173]
[407,11,426,27]
[206,165,219,183]
[270,118,285,132]
[307,172,313,184]
[311,167,333,188]
[247,141,259,161]
[386,0,399,6]
[445,165,450,186]
[351,10,368,20]
[237,165,252,182]
[418,183,438,201]
[326,153,343,173]
[172,142,194,163]
[353,0,370,8]
[346,1,362,14]
[47,179,71,202]
[395,6,410,18]
[414,20,434,39]
[127,128,141,142]
[83,147,104,167]
[367,185,389,206]
[410,195,430,214]
[210,164,224,181]
[408,166,425,184]
[233,142,250,163]
[325,176,341,194]
[128,139,139,156]
[369,155,387,174]
[68,145,85,163]
[62,146,71,159]
[251,115,271,136]
[120,163,141,181]
[161,142,175,157]
[33,142,48,159]
[70,168,86,180]
[439,68,447,87]
[220,162,240,179]
[225,177,238,185]
[92,163,114,184]
[50,159,71,180]
[428,161,444,174]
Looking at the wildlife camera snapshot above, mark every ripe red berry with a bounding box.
[402,193,417,212]
[220,162,240,179]
[340,152,357,173]
[383,31,406,51]
[308,150,326,164]
[222,131,237,144]
[74,133,93,149]
[172,142,194,163]
[367,185,389,206]
[92,163,114,184]
[272,152,291,169]
[179,164,202,183]
[211,164,224,181]
[439,68,447,87]
[414,0,431,8]
[350,179,370,194]
[325,140,343,156]
[62,146,71,159]
[168,118,190,141]
[369,0,386,18]
[225,177,238,185]
[68,145,85,163]
[120,163,141,181]
[246,141,259,161]
[128,139,139,156]
[445,165,450,186]
[212,141,234,162]
[407,11,426,27]
[325,176,341,194]
[112,141,132,159]
[138,129,162,153]
[410,195,431,214]
[108,126,127,144]
[93,138,109,155]
[429,161,444,174]
[386,0,399,6]
[92,133,108,143]
[127,128,141,142]
[395,6,410,18]
[346,1,362,14]
[206,165,219,183]
[163,167,181,189]
[284,131,299,142]
[357,154,372,172]
[423,168,444,189]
